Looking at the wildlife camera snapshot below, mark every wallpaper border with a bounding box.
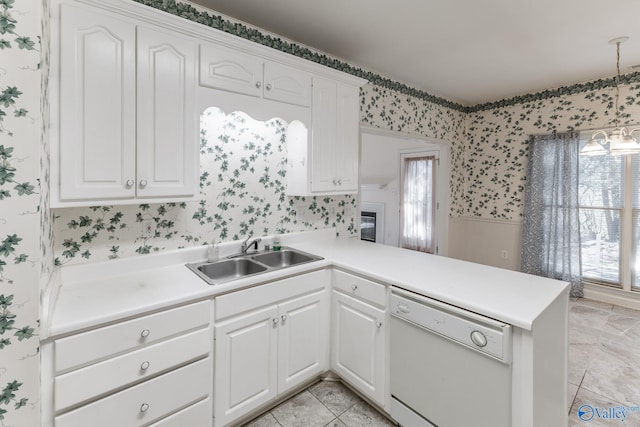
[132,0,640,114]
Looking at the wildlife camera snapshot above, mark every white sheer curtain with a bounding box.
[400,155,436,253]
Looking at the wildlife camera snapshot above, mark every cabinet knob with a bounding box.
[266,83,272,91]
[376,321,382,329]
[139,179,148,188]
[140,361,150,371]
[125,179,135,188]
[140,403,150,413]
[140,329,150,338]
[281,314,287,323]
[256,81,262,88]
[272,318,279,325]
[337,179,343,186]
[351,284,358,292]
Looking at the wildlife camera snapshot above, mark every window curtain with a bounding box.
[521,132,583,297]
[400,156,435,253]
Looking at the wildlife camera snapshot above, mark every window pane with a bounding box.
[579,141,624,208]
[633,210,640,290]
[580,208,621,284]
[633,153,640,209]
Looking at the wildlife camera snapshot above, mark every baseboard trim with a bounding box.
[583,284,640,311]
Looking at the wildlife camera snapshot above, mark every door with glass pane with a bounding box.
[399,152,437,254]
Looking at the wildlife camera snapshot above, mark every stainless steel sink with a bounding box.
[190,258,268,285]
[251,249,315,268]
[186,247,323,285]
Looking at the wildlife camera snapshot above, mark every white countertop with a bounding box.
[43,230,568,339]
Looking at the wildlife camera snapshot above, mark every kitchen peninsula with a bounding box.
[41,229,568,427]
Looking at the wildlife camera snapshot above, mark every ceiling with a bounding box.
[190,0,640,106]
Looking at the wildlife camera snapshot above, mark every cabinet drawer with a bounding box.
[215,270,328,320]
[148,397,211,427]
[55,301,210,373]
[55,358,211,427]
[332,270,386,308]
[55,327,211,412]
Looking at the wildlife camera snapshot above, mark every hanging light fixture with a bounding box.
[581,37,640,156]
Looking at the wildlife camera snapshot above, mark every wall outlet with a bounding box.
[500,250,509,260]
[142,219,156,238]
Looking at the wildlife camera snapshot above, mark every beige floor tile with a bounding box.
[338,401,395,427]
[271,390,336,427]
[308,380,362,416]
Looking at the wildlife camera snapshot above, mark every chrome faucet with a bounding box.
[240,236,262,254]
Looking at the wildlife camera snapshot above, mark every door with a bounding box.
[214,305,278,426]
[399,152,437,253]
[331,291,385,405]
[136,26,197,199]
[263,61,311,107]
[59,4,136,201]
[278,290,329,394]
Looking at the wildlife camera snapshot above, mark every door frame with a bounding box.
[359,126,449,256]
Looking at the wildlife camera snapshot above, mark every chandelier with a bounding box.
[580,37,640,156]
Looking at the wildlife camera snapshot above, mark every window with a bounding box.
[579,134,640,291]
[399,153,437,253]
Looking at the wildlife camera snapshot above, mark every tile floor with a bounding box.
[244,380,395,427]
[568,298,640,426]
[243,297,640,426]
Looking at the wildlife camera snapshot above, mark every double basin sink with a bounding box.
[187,247,323,285]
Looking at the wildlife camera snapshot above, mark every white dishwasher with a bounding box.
[390,288,512,427]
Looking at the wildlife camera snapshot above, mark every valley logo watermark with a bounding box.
[578,404,640,422]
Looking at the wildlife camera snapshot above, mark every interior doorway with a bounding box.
[359,127,449,255]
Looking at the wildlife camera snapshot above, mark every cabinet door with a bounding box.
[310,78,359,194]
[310,77,338,192]
[278,290,329,394]
[59,4,136,201]
[263,62,311,107]
[199,43,262,97]
[331,291,385,405]
[136,26,197,199]
[334,83,360,192]
[214,305,278,426]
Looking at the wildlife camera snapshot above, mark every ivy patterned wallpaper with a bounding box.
[465,82,640,220]
[53,108,357,265]
[0,0,49,425]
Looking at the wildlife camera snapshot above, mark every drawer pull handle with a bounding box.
[281,314,287,323]
[139,179,148,188]
[140,403,150,413]
[266,83,273,91]
[140,361,150,371]
[140,329,150,338]
[255,81,262,88]
[272,318,279,325]
[125,179,134,188]
[351,284,358,291]
[376,321,382,329]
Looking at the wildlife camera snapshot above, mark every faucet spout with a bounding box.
[241,236,262,254]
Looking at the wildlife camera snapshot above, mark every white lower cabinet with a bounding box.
[51,300,213,427]
[214,271,329,426]
[55,359,210,427]
[331,289,386,406]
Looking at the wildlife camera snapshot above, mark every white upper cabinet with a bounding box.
[199,43,312,107]
[136,26,197,199]
[53,3,198,207]
[58,4,137,203]
[287,77,361,196]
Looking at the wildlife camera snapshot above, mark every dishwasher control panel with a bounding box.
[390,291,511,362]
